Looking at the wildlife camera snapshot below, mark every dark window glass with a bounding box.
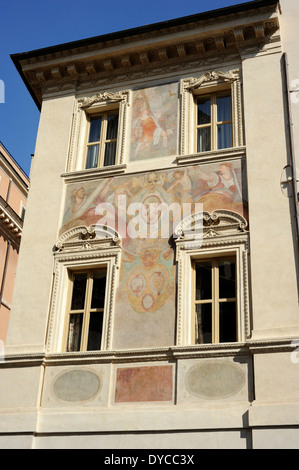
[195,262,212,300]
[91,271,107,309]
[87,312,104,351]
[219,260,236,299]
[86,144,99,169]
[71,273,87,310]
[197,97,211,125]
[219,302,237,343]
[217,123,232,150]
[197,127,211,152]
[67,313,83,352]
[106,113,119,140]
[104,142,117,167]
[195,303,212,344]
[217,93,231,122]
[88,117,102,143]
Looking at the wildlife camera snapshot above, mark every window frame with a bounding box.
[46,225,121,354]
[174,209,249,347]
[194,90,233,153]
[191,255,237,345]
[180,69,243,158]
[85,108,119,170]
[66,89,131,174]
[64,267,108,352]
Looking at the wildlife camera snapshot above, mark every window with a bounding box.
[174,209,249,347]
[20,202,26,221]
[179,70,243,157]
[47,225,121,354]
[196,92,232,153]
[193,257,237,344]
[67,89,130,173]
[65,269,107,352]
[86,111,119,169]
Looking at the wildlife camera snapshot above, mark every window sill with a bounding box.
[61,164,127,183]
[44,342,250,366]
[4,337,295,366]
[176,146,246,166]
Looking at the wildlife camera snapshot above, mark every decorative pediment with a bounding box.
[54,224,121,253]
[0,197,23,249]
[78,90,130,109]
[184,70,240,91]
[174,210,248,242]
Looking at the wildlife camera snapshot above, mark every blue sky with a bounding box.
[0,0,248,177]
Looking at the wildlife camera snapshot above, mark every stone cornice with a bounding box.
[1,337,297,368]
[14,4,280,107]
[0,149,30,196]
[0,196,23,248]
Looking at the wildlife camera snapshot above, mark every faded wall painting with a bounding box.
[115,366,173,403]
[130,83,178,161]
[60,160,247,349]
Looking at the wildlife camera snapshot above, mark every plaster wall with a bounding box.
[6,94,75,353]
[7,183,26,218]
[32,430,250,449]
[0,168,9,200]
[242,51,299,338]
[279,0,299,237]
[3,2,299,449]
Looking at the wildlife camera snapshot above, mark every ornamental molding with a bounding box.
[180,68,243,154]
[183,69,240,91]
[174,209,248,243]
[78,90,130,109]
[67,89,131,172]
[3,337,298,368]
[0,198,23,249]
[47,226,122,354]
[54,224,121,254]
[21,8,280,106]
[175,210,250,345]
[176,146,246,166]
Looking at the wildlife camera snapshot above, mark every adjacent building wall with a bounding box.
[0,142,29,344]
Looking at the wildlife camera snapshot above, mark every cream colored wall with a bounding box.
[6,94,75,354]
[242,50,299,339]
[2,4,299,450]
[279,0,299,238]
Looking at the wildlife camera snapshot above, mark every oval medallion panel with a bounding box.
[53,370,101,403]
[186,361,246,399]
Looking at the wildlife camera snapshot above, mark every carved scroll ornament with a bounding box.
[184,69,239,91]
[78,90,130,109]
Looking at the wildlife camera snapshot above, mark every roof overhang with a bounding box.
[11,0,280,110]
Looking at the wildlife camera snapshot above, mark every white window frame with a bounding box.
[174,209,249,347]
[85,110,119,170]
[66,89,131,175]
[179,69,243,158]
[46,225,121,354]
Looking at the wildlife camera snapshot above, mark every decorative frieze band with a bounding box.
[22,12,280,105]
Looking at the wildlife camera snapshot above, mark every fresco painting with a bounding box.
[130,83,178,161]
[115,366,173,403]
[60,160,247,327]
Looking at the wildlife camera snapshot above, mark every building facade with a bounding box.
[0,142,29,346]
[1,0,299,449]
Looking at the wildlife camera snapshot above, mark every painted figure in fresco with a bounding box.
[61,178,114,232]
[195,162,244,215]
[133,109,168,159]
[60,162,246,319]
[130,83,178,160]
[166,168,193,203]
